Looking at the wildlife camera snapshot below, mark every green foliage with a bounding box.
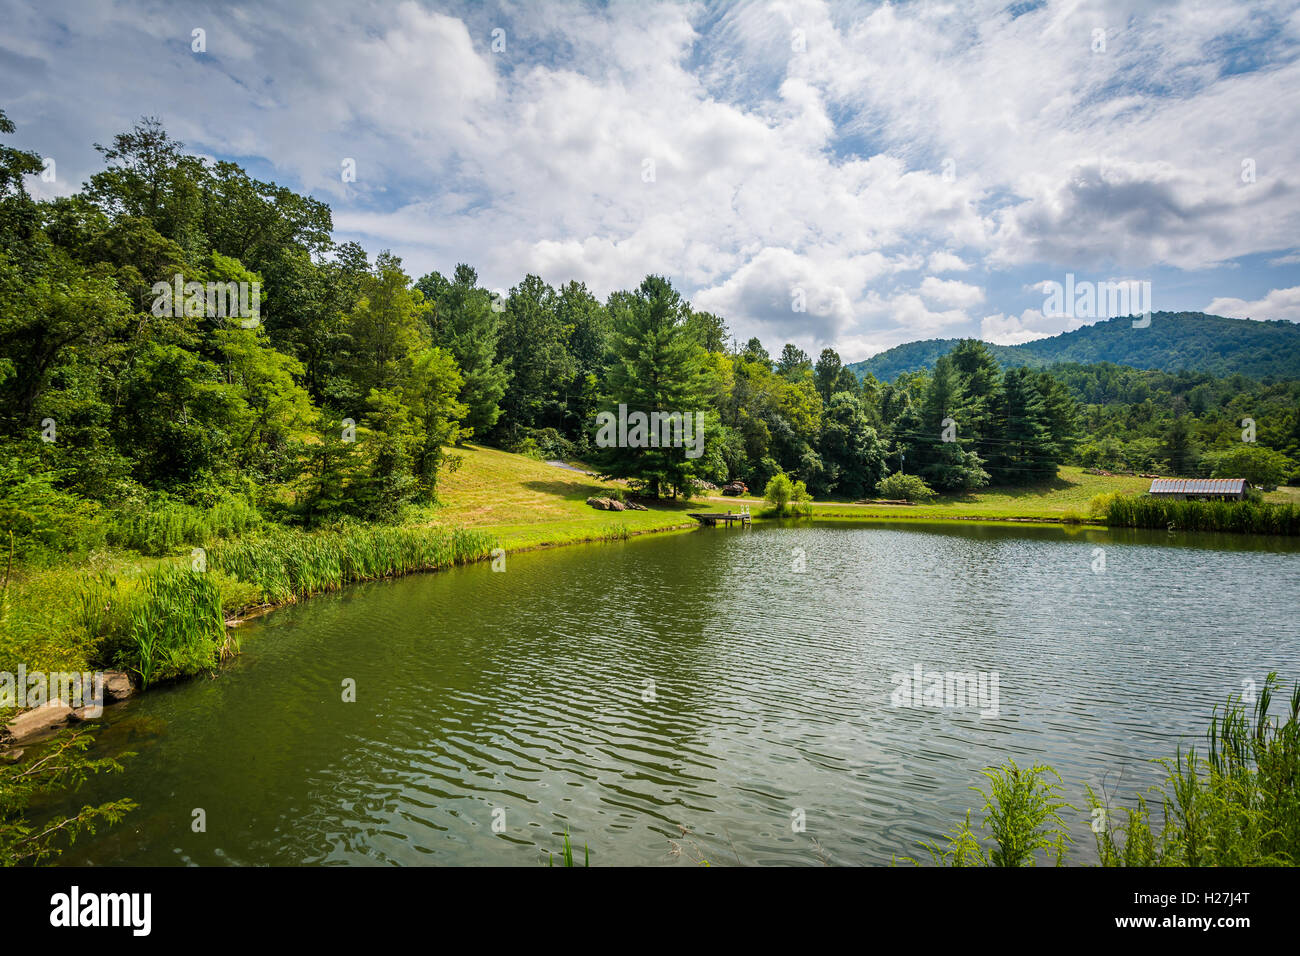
[0,727,135,866]
[508,427,574,462]
[105,493,263,555]
[875,472,937,502]
[207,524,495,605]
[418,264,510,438]
[919,761,1073,867]
[896,353,991,492]
[817,391,887,498]
[1201,444,1295,489]
[124,566,227,687]
[1090,674,1300,865]
[763,472,793,513]
[762,471,810,516]
[0,453,105,562]
[593,275,709,499]
[1105,494,1300,535]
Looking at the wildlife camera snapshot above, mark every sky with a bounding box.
[3,0,1300,362]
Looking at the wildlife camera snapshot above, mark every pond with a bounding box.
[51,521,1300,866]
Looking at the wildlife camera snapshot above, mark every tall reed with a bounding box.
[1105,494,1300,535]
[123,566,228,688]
[922,674,1300,866]
[207,524,496,605]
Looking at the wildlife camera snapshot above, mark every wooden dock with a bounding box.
[687,512,752,527]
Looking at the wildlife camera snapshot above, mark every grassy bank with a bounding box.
[1,524,497,703]
[709,466,1298,527]
[0,446,719,709]
[423,443,713,548]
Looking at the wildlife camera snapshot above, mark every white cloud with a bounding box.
[980,309,1087,345]
[920,277,984,309]
[927,251,970,273]
[1207,287,1300,322]
[4,0,1297,362]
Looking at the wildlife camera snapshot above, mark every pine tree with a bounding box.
[594,275,708,498]
[419,264,510,439]
[907,355,988,491]
[987,366,1057,484]
[950,339,1002,440]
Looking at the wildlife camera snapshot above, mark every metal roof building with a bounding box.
[1148,478,1247,500]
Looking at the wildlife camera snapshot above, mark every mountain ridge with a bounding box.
[846,312,1300,382]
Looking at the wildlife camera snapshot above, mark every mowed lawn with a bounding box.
[700,466,1157,522]
[434,449,1298,537]
[428,444,722,549]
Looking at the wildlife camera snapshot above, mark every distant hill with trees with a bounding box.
[848,313,1300,382]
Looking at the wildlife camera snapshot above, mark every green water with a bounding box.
[50,521,1300,866]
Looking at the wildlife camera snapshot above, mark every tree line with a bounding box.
[4,113,1289,560]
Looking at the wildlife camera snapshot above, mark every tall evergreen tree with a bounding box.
[495,274,572,441]
[987,366,1057,484]
[594,275,708,498]
[418,264,510,440]
[905,355,988,491]
[949,339,1002,441]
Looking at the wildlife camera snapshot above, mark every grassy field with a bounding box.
[694,466,1147,522]
[426,444,721,548]
[700,466,1298,523]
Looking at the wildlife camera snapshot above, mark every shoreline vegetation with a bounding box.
[916,674,1299,867]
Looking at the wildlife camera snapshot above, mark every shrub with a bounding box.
[1088,492,1117,519]
[923,674,1300,867]
[791,479,813,517]
[105,493,263,556]
[762,472,813,517]
[763,472,793,513]
[511,437,544,460]
[875,472,937,502]
[0,458,106,563]
[509,428,575,462]
[918,761,1073,867]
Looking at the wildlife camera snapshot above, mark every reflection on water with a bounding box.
[52,521,1300,866]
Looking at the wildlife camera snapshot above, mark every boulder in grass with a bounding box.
[721,481,748,497]
[624,501,648,511]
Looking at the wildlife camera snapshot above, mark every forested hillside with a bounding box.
[849,313,1300,382]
